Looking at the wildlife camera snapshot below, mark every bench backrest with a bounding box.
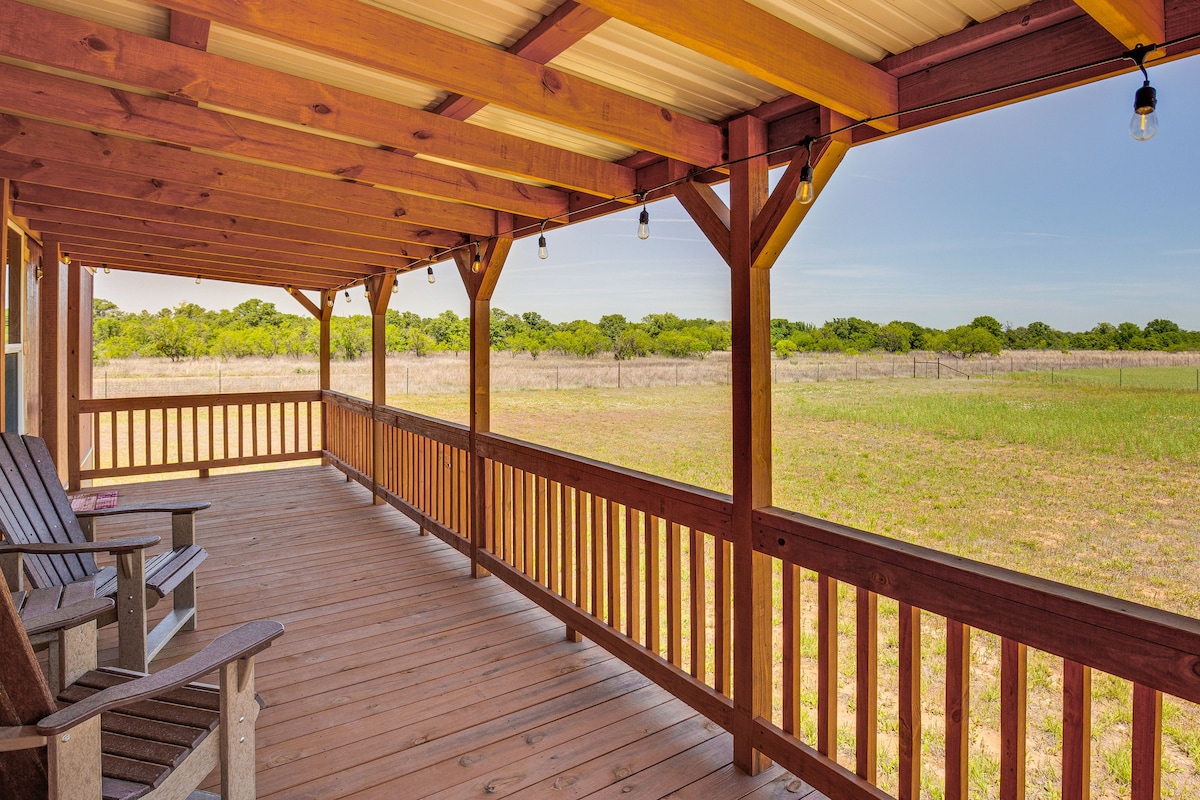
[0,433,97,588]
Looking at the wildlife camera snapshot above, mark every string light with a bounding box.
[471,242,482,273]
[344,289,351,304]
[326,294,333,307]
[1127,44,1159,141]
[195,274,201,285]
[61,252,71,265]
[391,280,398,294]
[427,266,435,285]
[796,138,815,205]
[102,264,110,274]
[320,34,1196,300]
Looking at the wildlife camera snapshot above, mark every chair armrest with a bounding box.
[36,620,284,735]
[0,535,161,556]
[22,598,114,637]
[76,501,211,519]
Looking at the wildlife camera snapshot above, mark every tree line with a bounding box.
[93,299,1200,363]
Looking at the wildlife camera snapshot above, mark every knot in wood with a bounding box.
[311,103,332,115]
[412,129,433,140]
[83,35,111,52]
[541,69,562,93]
[392,208,407,218]
[659,108,674,122]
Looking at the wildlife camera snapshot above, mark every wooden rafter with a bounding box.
[0,0,634,199]
[78,256,332,290]
[16,205,419,269]
[1074,0,1164,49]
[0,114,494,235]
[11,188,437,261]
[0,63,567,221]
[150,0,724,165]
[576,0,898,131]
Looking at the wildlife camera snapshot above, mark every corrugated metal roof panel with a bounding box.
[19,0,168,38]
[206,23,446,111]
[466,105,638,162]
[359,0,557,47]
[551,18,788,123]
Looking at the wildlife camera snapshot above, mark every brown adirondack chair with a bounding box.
[0,588,282,800]
[0,432,209,672]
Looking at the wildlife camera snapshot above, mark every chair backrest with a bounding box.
[0,586,58,796]
[0,433,97,589]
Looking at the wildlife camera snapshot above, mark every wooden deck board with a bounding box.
[88,466,817,800]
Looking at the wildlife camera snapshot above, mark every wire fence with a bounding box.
[93,349,1200,399]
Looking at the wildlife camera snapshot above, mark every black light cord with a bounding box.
[330,31,1200,295]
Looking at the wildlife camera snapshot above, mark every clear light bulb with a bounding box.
[391,281,398,294]
[195,275,202,285]
[796,164,815,205]
[537,234,548,260]
[62,252,71,265]
[326,295,333,307]
[427,266,435,285]
[1130,82,1158,141]
[472,254,482,273]
[103,264,110,274]
[364,285,370,297]
[637,208,650,240]
[344,290,351,304]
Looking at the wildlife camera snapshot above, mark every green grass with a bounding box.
[1018,365,1200,391]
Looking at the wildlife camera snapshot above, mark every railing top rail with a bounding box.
[479,432,733,536]
[321,390,471,448]
[80,389,322,412]
[756,506,1200,703]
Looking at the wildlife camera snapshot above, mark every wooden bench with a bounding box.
[0,433,209,672]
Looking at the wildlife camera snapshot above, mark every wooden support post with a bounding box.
[40,237,63,457]
[673,113,847,776]
[729,114,772,775]
[290,287,334,459]
[367,274,395,505]
[0,179,8,434]
[66,261,82,490]
[455,221,512,582]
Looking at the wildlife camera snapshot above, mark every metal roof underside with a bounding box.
[0,0,1195,292]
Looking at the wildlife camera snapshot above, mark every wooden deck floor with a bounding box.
[90,466,821,800]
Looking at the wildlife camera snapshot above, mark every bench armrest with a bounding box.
[75,501,212,519]
[36,619,284,735]
[0,536,161,555]
[22,598,114,637]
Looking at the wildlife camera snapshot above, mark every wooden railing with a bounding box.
[96,389,1200,799]
[322,391,471,554]
[79,391,322,480]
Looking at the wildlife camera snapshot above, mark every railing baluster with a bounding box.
[645,513,659,652]
[575,488,587,612]
[667,521,682,667]
[1132,683,1162,800]
[689,527,706,682]
[1001,638,1027,800]
[523,470,535,577]
[625,506,640,642]
[945,619,968,800]
[1061,660,1091,800]
[782,562,802,736]
[817,573,837,757]
[607,500,620,630]
[715,536,732,696]
[545,478,558,592]
[590,494,603,619]
[898,602,921,800]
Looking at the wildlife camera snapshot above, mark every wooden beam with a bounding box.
[672,180,730,264]
[169,10,211,49]
[17,204,422,268]
[0,61,568,221]
[0,179,8,433]
[38,236,63,457]
[433,1,608,120]
[66,247,363,288]
[27,221,399,277]
[576,0,898,131]
[0,114,495,235]
[151,0,723,165]
[11,184,443,258]
[1074,0,1164,49]
[287,286,323,319]
[0,156,468,252]
[0,0,634,199]
[66,260,81,489]
[73,256,331,291]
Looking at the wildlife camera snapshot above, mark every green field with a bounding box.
[1017,364,1200,391]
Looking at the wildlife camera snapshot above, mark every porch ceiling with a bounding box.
[1,0,1197,293]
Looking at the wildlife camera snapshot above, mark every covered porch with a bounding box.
[1,0,1199,797]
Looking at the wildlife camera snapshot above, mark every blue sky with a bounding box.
[98,55,1200,332]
